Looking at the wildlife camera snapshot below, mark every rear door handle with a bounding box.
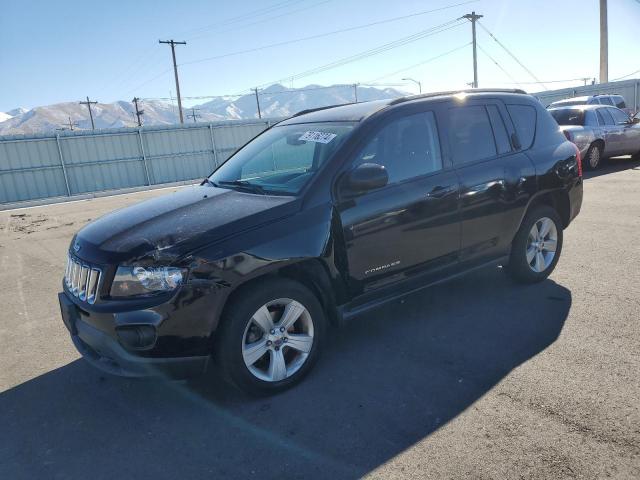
[426,185,455,199]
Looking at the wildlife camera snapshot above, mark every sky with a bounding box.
[1,0,639,112]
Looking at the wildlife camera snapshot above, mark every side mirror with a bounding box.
[344,163,388,193]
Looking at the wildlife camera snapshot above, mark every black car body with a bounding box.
[59,89,583,394]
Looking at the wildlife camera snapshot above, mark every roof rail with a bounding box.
[290,103,353,118]
[388,88,527,106]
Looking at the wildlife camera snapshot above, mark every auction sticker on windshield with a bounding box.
[299,131,337,144]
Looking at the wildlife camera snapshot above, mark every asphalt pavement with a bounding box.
[0,158,638,479]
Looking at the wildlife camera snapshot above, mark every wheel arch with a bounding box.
[212,258,341,347]
[522,189,571,230]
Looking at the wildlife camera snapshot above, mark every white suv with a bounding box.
[549,94,631,115]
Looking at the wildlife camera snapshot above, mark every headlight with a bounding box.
[110,266,185,298]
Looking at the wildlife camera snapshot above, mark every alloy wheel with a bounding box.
[589,146,600,169]
[241,298,314,382]
[526,217,558,273]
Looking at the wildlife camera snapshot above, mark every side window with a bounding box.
[599,96,614,106]
[614,96,626,109]
[486,105,512,154]
[597,108,615,126]
[352,111,443,184]
[584,110,599,127]
[608,107,629,125]
[506,104,537,150]
[448,106,497,164]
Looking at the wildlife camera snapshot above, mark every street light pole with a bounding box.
[402,77,422,94]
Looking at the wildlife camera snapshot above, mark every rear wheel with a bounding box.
[216,277,326,395]
[585,143,602,170]
[507,206,563,284]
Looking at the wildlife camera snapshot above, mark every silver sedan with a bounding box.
[548,105,640,169]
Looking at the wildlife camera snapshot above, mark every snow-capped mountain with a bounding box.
[0,84,407,136]
[197,84,405,119]
[0,112,12,123]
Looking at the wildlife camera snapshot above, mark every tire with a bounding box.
[506,206,563,284]
[584,143,602,170]
[215,277,326,395]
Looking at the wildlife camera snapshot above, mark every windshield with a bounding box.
[550,109,585,126]
[209,122,355,195]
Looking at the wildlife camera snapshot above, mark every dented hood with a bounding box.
[73,185,299,264]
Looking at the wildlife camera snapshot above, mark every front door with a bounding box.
[335,106,460,298]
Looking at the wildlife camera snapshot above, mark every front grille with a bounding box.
[64,254,102,304]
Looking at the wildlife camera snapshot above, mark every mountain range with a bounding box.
[0,84,406,136]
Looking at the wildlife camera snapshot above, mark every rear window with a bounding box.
[598,96,614,106]
[608,107,629,125]
[596,108,615,126]
[614,96,626,109]
[507,105,537,149]
[549,109,584,126]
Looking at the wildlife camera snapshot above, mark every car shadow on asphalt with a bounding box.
[583,155,640,180]
[0,268,571,480]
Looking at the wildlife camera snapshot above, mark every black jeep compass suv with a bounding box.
[59,89,583,394]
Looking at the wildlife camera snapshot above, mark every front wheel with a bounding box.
[506,206,563,284]
[216,278,326,395]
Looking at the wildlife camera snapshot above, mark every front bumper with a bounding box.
[59,292,210,379]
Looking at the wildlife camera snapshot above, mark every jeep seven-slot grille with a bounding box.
[64,254,102,304]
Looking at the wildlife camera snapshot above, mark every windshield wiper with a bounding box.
[202,178,219,187]
[217,180,267,194]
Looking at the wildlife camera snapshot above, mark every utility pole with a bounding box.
[252,88,262,119]
[599,0,608,83]
[132,97,144,126]
[159,39,187,123]
[462,11,483,88]
[67,117,78,131]
[79,96,98,130]
[186,107,201,123]
[353,83,359,103]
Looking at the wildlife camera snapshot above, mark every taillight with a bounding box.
[573,143,582,177]
[563,130,573,142]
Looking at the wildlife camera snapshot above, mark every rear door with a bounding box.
[596,108,624,156]
[445,99,536,265]
[336,104,460,297]
[607,107,640,154]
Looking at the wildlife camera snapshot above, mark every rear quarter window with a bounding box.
[507,104,537,150]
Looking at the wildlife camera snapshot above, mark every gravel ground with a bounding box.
[0,158,639,479]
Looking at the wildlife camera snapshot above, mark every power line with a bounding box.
[476,20,547,90]
[495,77,597,85]
[368,42,471,83]
[476,43,523,88]
[611,68,640,81]
[246,19,466,93]
[176,0,305,39]
[186,0,334,41]
[180,0,479,67]
[122,68,172,97]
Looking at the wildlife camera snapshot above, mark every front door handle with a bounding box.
[426,185,455,199]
